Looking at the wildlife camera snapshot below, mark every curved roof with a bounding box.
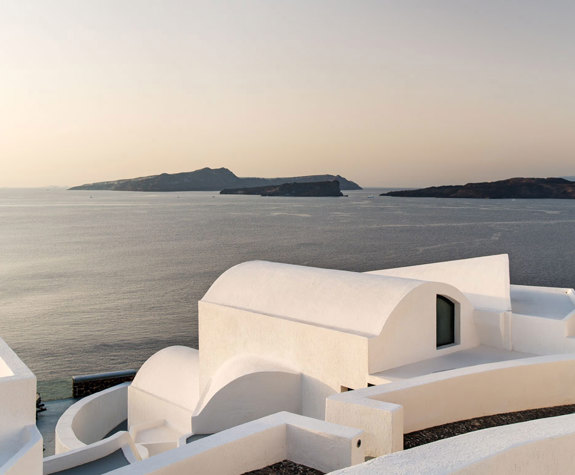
[201,261,427,337]
[195,354,298,414]
[132,346,200,410]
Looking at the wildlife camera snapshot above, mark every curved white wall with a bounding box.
[368,282,478,374]
[55,383,128,454]
[327,354,575,457]
[330,413,575,475]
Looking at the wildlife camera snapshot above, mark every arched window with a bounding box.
[436,295,456,348]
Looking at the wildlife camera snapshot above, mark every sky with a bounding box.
[1,1,574,188]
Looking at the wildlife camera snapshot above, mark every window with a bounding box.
[436,295,456,348]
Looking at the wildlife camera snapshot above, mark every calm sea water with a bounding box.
[1,188,574,398]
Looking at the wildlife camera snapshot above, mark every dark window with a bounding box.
[436,295,455,348]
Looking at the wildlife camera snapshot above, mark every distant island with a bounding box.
[69,167,361,191]
[221,180,343,197]
[382,177,575,199]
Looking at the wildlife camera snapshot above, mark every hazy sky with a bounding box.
[1,1,574,187]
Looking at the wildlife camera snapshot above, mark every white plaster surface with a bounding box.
[511,284,575,319]
[366,282,479,374]
[327,354,575,457]
[192,355,301,434]
[368,345,533,383]
[55,383,128,454]
[198,301,369,419]
[130,346,200,412]
[0,426,42,475]
[202,260,428,337]
[111,412,363,475]
[368,254,511,312]
[128,346,200,438]
[0,338,39,474]
[329,413,575,475]
[45,431,141,474]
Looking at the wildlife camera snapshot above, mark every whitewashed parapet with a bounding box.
[55,383,129,454]
[330,413,575,474]
[326,354,575,458]
[111,412,363,475]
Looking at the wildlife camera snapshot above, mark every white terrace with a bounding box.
[2,254,575,474]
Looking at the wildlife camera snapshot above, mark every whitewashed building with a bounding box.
[2,254,575,474]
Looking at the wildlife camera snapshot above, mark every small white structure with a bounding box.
[2,254,575,474]
[0,338,42,475]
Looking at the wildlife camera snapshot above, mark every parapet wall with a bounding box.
[327,354,575,457]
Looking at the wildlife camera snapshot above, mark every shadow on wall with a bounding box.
[192,371,302,434]
[301,375,338,420]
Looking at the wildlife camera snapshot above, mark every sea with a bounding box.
[1,188,574,399]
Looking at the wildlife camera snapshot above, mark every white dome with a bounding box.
[132,346,200,410]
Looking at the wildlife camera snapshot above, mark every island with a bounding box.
[382,177,575,199]
[220,180,343,197]
[69,167,361,192]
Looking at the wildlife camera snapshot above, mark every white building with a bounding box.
[2,254,575,474]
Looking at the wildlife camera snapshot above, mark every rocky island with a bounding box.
[382,177,575,199]
[69,167,361,192]
[221,180,343,197]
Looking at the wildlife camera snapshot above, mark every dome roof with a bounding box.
[132,346,200,410]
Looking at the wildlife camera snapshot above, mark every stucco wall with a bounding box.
[198,302,369,419]
[367,282,478,374]
[0,338,37,471]
[327,354,575,457]
[512,312,575,355]
[329,413,575,475]
[56,383,128,454]
[111,412,363,475]
[0,426,42,475]
[192,369,301,434]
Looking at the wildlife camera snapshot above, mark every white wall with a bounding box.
[55,383,128,454]
[1,426,42,475]
[0,338,38,473]
[110,412,363,475]
[45,431,141,475]
[193,364,301,434]
[368,254,511,313]
[327,354,575,457]
[199,302,370,419]
[473,310,512,350]
[367,282,479,374]
[512,312,575,355]
[329,413,575,475]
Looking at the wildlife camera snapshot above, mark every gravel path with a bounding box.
[242,460,324,475]
[404,404,575,449]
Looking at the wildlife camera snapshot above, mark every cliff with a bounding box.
[382,177,575,199]
[69,167,361,191]
[220,180,343,197]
